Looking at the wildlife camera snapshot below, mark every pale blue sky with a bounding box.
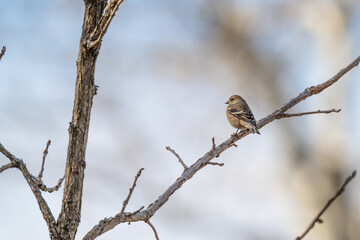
[1,1,360,240]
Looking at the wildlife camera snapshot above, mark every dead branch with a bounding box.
[258,56,360,130]
[211,137,216,150]
[0,46,5,61]
[166,146,187,170]
[32,140,65,193]
[83,168,145,240]
[276,109,341,119]
[0,143,58,238]
[295,170,357,240]
[1,0,359,236]
[37,175,65,193]
[38,139,51,179]
[207,162,224,167]
[120,168,144,215]
[2,1,129,239]
[146,220,160,240]
[82,55,360,234]
[86,0,125,49]
[0,161,18,173]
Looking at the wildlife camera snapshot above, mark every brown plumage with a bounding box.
[225,95,260,134]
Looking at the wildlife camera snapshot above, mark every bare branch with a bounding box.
[296,170,357,240]
[83,168,145,240]
[0,142,16,161]
[0,161,18,173]
[0,46,5,61]
[130,206,145,217]
[38,139,51,179]
[207,162,224,167]
[277,109,341,119]
[258,56,360,130]
[146,220,160,240]
[37,174,65,193]
[135,55,360,222]
[166,146,187,170]
[87,0,125,48]
[210,137,222,158]
[120,168,144,215]
[211,137,216,151]
[82,56,359,237]
[0,143,57,238]
[32,140,65,193]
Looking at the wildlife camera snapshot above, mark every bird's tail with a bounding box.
[252,127,261,135]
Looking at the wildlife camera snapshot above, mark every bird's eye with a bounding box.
[230,98,234,101]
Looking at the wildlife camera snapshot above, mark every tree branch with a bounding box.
[37,175,65,193]
[38,140,51,179]
[33,139,64,193]
[166,146,187,170]
[296,170,357,240]
[83,168,145,240]
[0,46,5,61]
[257,55,360,130]
[0,161,18,173]
[91,55,360,227]
[120,168,144,215]
[146,220,160,240]
[0,143,58,238]
[86,0,125,49]
[276,109,341,119]
[207,161,224,167]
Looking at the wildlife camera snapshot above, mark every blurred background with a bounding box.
[0,0,360,239]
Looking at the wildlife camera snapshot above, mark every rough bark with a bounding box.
[56,1,107,239]
[0,1,359,239]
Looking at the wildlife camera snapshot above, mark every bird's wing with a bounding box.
[227,108,256,125]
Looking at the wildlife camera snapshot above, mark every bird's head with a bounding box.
[225,95,242,105]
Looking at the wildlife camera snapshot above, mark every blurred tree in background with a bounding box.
[0,0,359,239]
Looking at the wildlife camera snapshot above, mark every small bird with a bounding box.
[225,95,260,135]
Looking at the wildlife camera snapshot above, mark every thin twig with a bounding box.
[296,170,357,240]
[277,109,341,119]
[0,46,5,61]
[0,142,57,237]
[0,162,18,173]
[166,146,187,170]
[211,137,223,158]
[120,168,144,215]
[38,140,51,179]
[146,220,160,240]
[0,142,16,161]
[82,169,145,240]
[129,206,144,217]
[143,55,360,219]
[37,174,65,193]
[207,162,224,167]
[211,137,216,151]
[258,56,360,130]
[83,56,360,239]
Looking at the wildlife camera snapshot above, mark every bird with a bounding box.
[225,95,260,135]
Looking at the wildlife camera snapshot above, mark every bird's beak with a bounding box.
[225,101,229,104]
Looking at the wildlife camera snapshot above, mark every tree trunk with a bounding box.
[56,1,106,239]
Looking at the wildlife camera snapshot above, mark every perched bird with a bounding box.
[225,95,260,134]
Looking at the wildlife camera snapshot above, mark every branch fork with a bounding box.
[1,0,359,237]
[166,146,188,170]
